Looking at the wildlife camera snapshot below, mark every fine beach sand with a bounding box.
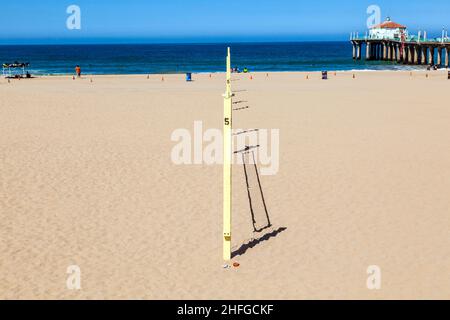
[1,70,449,299]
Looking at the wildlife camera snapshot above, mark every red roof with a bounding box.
[371,21,406,29]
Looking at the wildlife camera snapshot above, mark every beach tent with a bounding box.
[2,62,30,78]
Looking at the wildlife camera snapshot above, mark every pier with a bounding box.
[351,18,450,67]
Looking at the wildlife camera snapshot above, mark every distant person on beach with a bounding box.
[75,65,81,77]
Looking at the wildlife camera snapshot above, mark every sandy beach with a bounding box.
[1,70,449,300]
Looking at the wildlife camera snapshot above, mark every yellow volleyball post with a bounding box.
[223,47,233,261]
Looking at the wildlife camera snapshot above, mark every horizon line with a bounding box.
[0,39,353,46]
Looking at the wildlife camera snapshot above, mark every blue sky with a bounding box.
[2,0,450,44]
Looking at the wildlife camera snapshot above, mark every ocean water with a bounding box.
[0,42,424,75]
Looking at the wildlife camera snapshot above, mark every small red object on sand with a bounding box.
[233,262,240,268]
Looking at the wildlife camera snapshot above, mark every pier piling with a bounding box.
[396,44,402,62]
[428,47,435,65]
[437,48,442,66]
[445,48,449,67]
[366,42,371,60]
[420,47,426,65]
[413,46,419,64]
